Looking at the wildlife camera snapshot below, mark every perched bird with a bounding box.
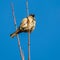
[10,14,36,38]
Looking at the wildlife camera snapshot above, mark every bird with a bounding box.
[10,14,36,38]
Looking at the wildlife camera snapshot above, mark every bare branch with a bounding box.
[26,0,30,60]
[11,3,24,60]
[26,0,29,16]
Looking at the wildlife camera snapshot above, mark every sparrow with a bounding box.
[10,14,36,38]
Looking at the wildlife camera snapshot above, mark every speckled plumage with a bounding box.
[10,14,36,38]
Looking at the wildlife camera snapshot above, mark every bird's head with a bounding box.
[29,14,35,17]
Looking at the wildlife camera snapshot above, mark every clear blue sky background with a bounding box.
[0,0,60,60]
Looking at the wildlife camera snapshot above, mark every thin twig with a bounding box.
[26,0,29,17]
[26,0,30,60]
[11,3,24,60]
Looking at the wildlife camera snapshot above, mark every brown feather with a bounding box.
[10,29,20,38]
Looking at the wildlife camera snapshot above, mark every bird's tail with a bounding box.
[10,29,20,38]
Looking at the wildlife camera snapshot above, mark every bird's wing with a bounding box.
[20,18,28,28]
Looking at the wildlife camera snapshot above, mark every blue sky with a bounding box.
[0,0,60,60]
